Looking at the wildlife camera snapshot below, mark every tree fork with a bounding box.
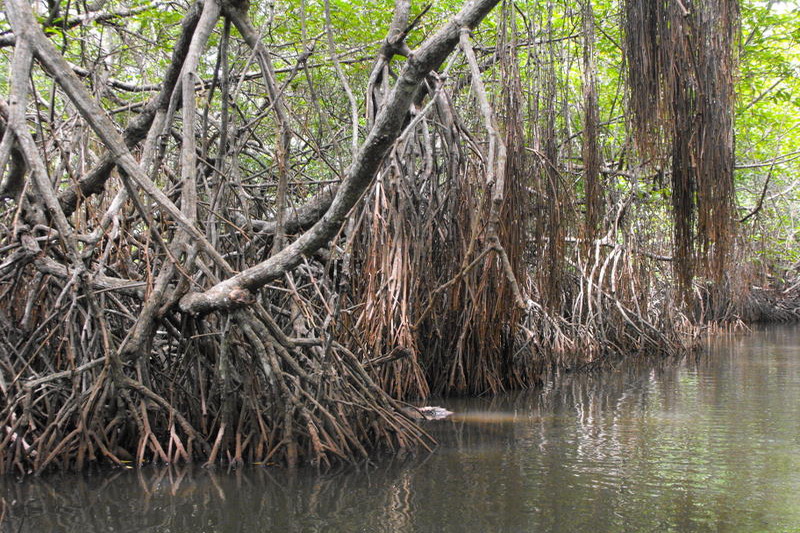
[179,0,502,315]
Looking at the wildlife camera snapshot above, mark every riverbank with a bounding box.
[3,325,799,532]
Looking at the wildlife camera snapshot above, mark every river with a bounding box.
[2,325,800,532]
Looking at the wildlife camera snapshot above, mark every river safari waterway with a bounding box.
[2,325,799,532]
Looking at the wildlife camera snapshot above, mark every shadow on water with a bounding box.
[3,325,800,532]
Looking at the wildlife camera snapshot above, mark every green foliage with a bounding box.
[735,0,800,267]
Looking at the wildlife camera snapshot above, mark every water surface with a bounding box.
[3,326,800,532]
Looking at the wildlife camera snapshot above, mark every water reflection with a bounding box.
[3,326,800,532]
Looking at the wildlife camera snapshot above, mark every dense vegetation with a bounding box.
[1,0,798,473]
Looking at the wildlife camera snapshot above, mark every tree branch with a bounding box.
[6,0,232,275]
[179,0,501,315]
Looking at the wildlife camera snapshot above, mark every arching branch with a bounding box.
[179,0,502,315]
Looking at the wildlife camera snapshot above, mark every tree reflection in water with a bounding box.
[2,327,800,532]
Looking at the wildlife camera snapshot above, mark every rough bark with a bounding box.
[180,0,502,315]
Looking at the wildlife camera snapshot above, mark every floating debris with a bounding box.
[400,406,454,421]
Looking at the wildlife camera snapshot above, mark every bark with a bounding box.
[223,1,293,255]
[0,101,27,200]
[230,183,339,236]
[119,0,221,362]
[56,1,204,217]
[5,0,231,273]
[180,0,502,315]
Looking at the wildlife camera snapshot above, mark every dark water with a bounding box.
[3,326,800,532]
